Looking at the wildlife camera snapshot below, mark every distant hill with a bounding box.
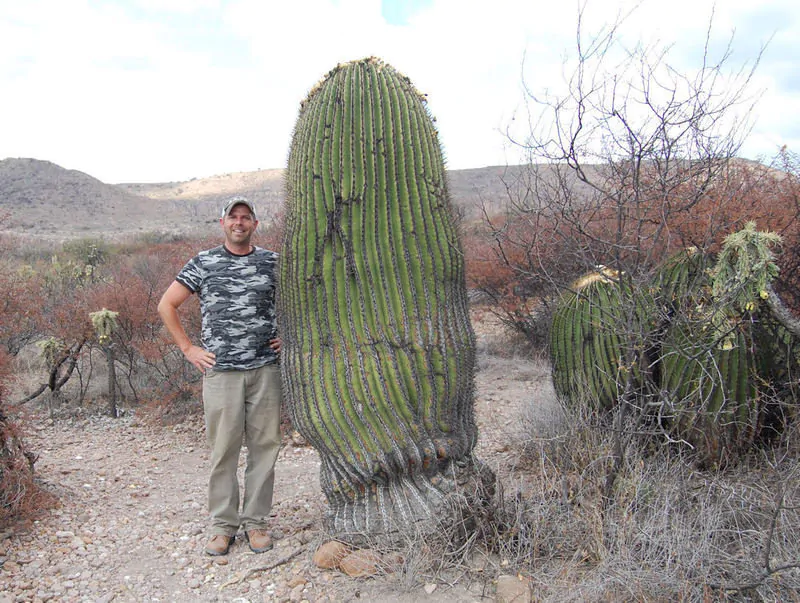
[0,157,528,243]
[0,158,167,241]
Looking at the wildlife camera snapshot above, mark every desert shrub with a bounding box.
[0,265,44,356]
[464,212,585,350]
[767,149,800,312]
[60,237,111,270]
[0,351,56,528]
[139,382,203,425]
[467,155,800,356]
[486,397,800,602]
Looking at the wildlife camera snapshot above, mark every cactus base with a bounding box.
[324,458,495,547]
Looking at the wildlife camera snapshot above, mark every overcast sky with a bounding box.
[1,0,797,183]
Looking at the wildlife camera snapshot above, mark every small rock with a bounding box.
[424,583,437,595]
[289,583,306,602]
[339,549,383,578]
[312,541,351,569]
[297,531,313,545]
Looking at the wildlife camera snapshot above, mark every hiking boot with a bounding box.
[245,529,273,553]
[205,534,234,556]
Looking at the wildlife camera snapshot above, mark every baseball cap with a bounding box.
[220,196,257,220]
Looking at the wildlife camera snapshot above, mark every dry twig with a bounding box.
[218,548,305,590]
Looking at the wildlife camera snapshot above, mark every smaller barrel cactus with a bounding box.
[550,268,653,412]
[549,225,800,463]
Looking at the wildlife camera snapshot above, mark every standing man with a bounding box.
[158,196,282,556]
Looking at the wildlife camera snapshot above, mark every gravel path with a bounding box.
[0,355,550,602]
[0,415,333,602]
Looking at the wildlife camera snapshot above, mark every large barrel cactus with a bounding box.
[279,57,491,542]
[654,244,760,460]
[659,314,761,460]
[550,224,800,463]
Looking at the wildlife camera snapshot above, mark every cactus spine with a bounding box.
[280,58,490,541]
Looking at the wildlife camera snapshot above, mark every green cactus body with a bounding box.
[280,58,489,540]
[550,237,799,463]
[652,246,710,304]
[656,247,763,463]
[660,318,760,462]
[550,270,642,412]
[752,312,800,431]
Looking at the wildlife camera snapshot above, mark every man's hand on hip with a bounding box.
[184,345,216,373]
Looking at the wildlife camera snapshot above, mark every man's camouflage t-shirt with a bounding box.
[176,245,279,371]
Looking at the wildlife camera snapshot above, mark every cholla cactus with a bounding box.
[36,337,66,368]
[660,228,784,462]
[89,308,118,346]
[89,308,120,417]
[279,57,491,542]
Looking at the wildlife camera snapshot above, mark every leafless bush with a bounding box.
[0,355,57,529]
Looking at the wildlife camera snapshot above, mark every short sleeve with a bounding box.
[175,255,204,293]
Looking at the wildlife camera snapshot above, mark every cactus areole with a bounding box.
[279,57,491,542]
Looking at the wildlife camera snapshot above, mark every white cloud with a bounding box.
[0,0,797,183]
[132,0,220,14]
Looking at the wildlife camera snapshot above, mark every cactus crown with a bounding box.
[298,57,429,115]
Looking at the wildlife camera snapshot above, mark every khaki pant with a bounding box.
[202,363,282,536]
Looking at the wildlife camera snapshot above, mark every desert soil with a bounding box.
[0,344,555,603]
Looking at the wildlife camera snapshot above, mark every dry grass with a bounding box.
[477,385,800,602]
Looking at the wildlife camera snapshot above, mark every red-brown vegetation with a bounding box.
[466,154,800,344]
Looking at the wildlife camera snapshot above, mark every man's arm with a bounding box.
[157,281,216,373]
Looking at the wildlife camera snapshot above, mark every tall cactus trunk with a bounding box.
[279,57,492,543]
[104,344,117,418]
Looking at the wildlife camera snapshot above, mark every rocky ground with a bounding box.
[0,348,555,603]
